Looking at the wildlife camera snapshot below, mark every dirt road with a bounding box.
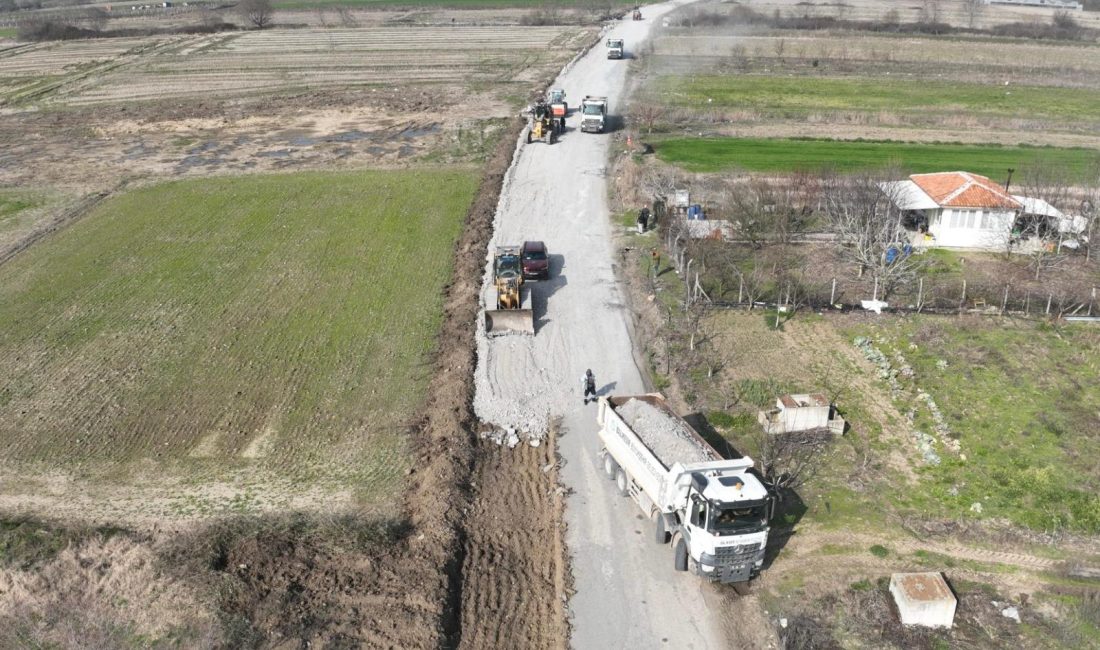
[473,2,732,647]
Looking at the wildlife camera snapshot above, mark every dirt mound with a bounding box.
[458,433,569,650]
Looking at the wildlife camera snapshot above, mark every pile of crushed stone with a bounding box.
[616,398,715,466]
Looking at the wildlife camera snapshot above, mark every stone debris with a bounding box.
[615,398,715,466]
[1000,605,1020,623]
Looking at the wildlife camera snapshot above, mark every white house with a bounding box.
[881,172,1024,250]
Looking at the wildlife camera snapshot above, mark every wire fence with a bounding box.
[661,226,1100,320]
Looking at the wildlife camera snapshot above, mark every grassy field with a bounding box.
[0,191,38,224]
[659,75,1100,123]
[0,169,476,492]
[850,317,1100,533]
[655,137,1100,180]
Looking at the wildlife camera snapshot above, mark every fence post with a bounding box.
[830,277,836,306]
[960,280,967,313]
[917,277,924,312]
[1025,292,1030,315]
[1090,287,1096,317]
[1046,293,1052,315]
[738,276,744,306]
[1001,284,1008,315]
[873,276,879,301]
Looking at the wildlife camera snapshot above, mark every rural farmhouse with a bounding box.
[880,171,1076,252]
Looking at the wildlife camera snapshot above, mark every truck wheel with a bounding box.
[615,468,628,496]
[654,514,670,545]
[732,582,752,596]
[673,538,688,572]
[602,454,617,479]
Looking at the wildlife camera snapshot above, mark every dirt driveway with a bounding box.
[470,1,743,647]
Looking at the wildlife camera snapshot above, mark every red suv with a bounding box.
[521,241,549,280]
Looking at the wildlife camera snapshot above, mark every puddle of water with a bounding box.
[256,149,293,158]
[177,155,228,170]
[399,123,440,140]
[397,144,415,158]
[187,141,220,155]
[123,142,156,160]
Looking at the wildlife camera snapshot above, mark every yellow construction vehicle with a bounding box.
[486,246,534,335]
[526,100,556,145]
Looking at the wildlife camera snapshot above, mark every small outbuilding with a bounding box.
[890,572,957,629]
[758,393,845,435]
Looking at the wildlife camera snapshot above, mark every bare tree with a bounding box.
[631,103,666,135]
[963,0,985,28]
[747,428,834,493]
[821,171,924,300]
[918,0,941,24]
[238,0,274,29]
[1017,165,1074,280]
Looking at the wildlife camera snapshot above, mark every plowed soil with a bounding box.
[458,432,569,650]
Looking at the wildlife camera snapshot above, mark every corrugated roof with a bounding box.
[910,172,1021,210]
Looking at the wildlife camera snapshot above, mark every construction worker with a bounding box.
[582,369,597,405]
[651,247,661,275]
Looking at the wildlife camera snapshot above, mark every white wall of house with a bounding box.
[927,208,1016,249]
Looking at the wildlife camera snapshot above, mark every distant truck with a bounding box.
[580,95,607,133]
[597,395,774,589]
[606,38,624,59]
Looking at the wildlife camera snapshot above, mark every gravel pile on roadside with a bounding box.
[617,398,714,466]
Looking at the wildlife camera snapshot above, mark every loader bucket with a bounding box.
[485,308,534,336]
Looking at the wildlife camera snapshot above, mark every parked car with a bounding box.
[520,240,549,279]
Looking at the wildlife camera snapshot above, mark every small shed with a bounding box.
[758,393,845,435]
[890,572,957,628]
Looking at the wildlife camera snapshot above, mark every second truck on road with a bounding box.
[597,395,774,589]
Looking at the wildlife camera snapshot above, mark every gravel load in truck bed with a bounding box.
[616,398,716,467]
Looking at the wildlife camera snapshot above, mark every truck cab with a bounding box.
[678,471,772,583]
[606,38,624,59]
[580,96,607,133]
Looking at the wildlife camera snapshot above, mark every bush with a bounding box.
[869,544,889,558]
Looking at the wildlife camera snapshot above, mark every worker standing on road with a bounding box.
[582,369,597,405]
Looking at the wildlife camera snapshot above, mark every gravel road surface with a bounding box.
[472,2,730,647]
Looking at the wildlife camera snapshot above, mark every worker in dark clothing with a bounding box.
[637,207,650,234]
[582,369,597,405]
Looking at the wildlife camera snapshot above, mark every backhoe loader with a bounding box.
[525,100,556,144]
[485,246,534,335]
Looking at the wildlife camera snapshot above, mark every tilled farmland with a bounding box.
[1,26,592,106]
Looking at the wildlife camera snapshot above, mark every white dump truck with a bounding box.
[580,95,607,133]
[597,395,774,588]
[606,38,624,59]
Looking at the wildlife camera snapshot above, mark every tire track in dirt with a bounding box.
[457,430,569,650]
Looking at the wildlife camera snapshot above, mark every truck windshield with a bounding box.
[709,503,767,534]
[583,104,603,115]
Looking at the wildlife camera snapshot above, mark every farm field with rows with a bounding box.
[0,168,476,520]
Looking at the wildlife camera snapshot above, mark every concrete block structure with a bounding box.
[758,394,845,435]
[890,572,957,628]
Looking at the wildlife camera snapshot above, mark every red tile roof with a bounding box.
[909,172,1021,210]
